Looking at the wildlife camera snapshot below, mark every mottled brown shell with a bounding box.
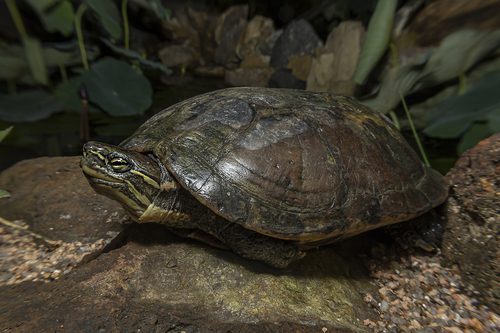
[120,87,448,245]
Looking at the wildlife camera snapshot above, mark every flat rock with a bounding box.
[214,5,248,66]
[287,54,312,82]
[235,15,275,61]
[224,15,277,87]
[158,43,202,69]
[0,156,126,243]
[270,19,323,70]
[161,7,218,67]
[0,223,379,332]
[268,69,306,89]
[306,21,365,95]
[225,67,274,87]
[442,133,500,313]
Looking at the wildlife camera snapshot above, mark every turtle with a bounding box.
[81,87,448,268]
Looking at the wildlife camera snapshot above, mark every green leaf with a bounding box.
[23,0,60,12]
[44,40,100,67]
[0,42,26,81]
[362,53,428,113]
[87,0,122,39]
[25,0,75,36]
[54,76,102,114]
[43,0,75,36]
[424,70,500,138]
[485,108,500,133]
[129,0,171,20]
[8,112,80,136]
[0,126,13,143]
[362,29,500,114]
[353,0,397,85]
[0,39,99,84]
[54,76,82,112]
[81,57,152,116]
[0,90,63,122]
[101,38,172,75]
[22,36,48,85]
[457,123,492,155]
[412,29,500,92]
[0,190,10,199]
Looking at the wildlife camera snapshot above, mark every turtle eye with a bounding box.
[109,157,129,171]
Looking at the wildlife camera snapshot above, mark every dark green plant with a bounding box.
[0,0,172,123]
[5,0,49,85]
[424,70,500,154]
[356,27,500,162]
[353,0,397,85]
[400,92,430,167]
[0,126,13,198]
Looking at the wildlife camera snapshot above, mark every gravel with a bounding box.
[0,220,108,285]
[362,243,500,332]
[1,220,499,332]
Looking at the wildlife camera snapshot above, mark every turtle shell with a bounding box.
[120,87,448,245]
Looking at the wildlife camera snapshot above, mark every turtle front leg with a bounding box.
[205,217,304,268]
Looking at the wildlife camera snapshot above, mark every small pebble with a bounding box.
[362,245,500,332]
[379,301,390,312]
[0,220,109,286]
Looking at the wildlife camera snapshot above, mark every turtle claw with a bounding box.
[386,211,445,252]
[295,251,306,260]
[414,238,435,252]
[392,229,437,252]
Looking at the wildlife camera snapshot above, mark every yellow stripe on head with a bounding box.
[123,179,152,206]
[131,170,160,189]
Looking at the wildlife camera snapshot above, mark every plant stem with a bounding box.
[399,92,430,167]
[388,111,400,130]
[122,0,130,50]
[75,4,89,70]
[5,0,28,38]
[59,63,67,82]
[389,42,398,68]
[458,72,466,95]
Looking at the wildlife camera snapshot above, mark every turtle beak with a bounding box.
[80,143,90,168]
[80,141,121,183]
[81,142,98,169]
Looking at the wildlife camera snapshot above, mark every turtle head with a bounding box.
[81,141,163,221]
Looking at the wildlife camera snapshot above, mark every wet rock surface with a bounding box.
[0,223,379,333]
[441,133,500,313]
[0,156,126,243]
